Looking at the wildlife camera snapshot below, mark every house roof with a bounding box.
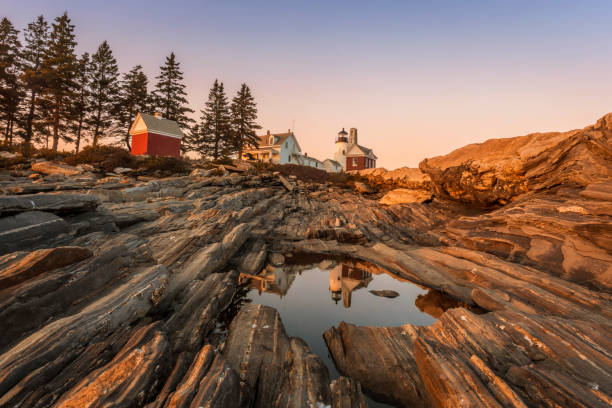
[245,131,302,153]
[323,159,342,167]
[346,143,377,159]
[257,132,292,147]
[129,113,184,139]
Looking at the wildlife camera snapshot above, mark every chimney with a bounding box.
[349,128,358,144]
[267,130,270,135]
[288,129,291,134]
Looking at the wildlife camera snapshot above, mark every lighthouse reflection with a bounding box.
[328,264,372,308]
[239,260,373,308]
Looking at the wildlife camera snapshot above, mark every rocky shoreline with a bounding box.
[0,114,610,407]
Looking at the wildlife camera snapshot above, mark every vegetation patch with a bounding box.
[64,145,136,172]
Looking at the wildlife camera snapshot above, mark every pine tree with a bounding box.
[38,12,78,151]
[152,52,194,129]
[230,83,261,159]
[87,40,119,147]
[71,52,90,153]
[0,17,22,144]
[196,79,232,160]
[116,65,148,150]
[181,122,200,154]
[20,15,49,147]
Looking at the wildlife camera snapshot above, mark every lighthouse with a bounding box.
[333,128,348,170]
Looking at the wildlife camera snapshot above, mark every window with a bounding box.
[269,136,274,145]
[284,142,288,148]
[352,158,358,166]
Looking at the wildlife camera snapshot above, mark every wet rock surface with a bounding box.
[0,113,610,407]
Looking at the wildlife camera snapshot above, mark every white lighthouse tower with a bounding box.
[333,128,348,171]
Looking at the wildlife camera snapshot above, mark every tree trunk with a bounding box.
[214,134,219,160]
[75,117,83,153]
[93,106,102,147]
[25,90,36,145]
[8,120,14,145]
[52,99,60,151]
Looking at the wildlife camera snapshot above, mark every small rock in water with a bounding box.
[369,290,400,298]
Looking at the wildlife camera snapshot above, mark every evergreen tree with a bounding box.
[71,52,90,153]
[38,12,78,151]
[20,15,49,147]
[116,64,148,150]
[87,40,119,147]
[152,52,194,129]
[230,83,261,159]
[181,122,200,154]
[196,79,232,160]
[0,17,22,144]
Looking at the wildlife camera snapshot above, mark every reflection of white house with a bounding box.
[239,264,296,298]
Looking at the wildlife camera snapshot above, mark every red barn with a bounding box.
[129,112,183,158]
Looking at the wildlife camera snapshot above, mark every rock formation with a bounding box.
[0,113,610,407]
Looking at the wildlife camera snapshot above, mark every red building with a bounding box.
[334,127,377,171]
[129,113,183,158]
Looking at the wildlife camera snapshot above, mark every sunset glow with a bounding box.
[6,0,612,168]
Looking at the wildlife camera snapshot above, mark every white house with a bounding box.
[323,159,343,173]
[293,153,324,170]
[244,130,301,164]
[244,130,325,170]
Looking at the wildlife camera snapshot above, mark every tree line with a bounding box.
[0,13,261,159]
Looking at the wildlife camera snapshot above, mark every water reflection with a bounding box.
[239,260,378,308]
[329,264,372,308]
[237,258,448,408]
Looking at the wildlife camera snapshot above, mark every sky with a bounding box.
[5,0,612,168]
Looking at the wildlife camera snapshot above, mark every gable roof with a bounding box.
[346,143,377,159]
[253,131,302,152]
[129,113,184,139]
[323,159,342,167]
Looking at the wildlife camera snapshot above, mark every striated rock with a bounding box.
[0,211,71,255]
[157,344,239,408]
[0,246,92,290]
[354,181,376,194]
[0,264,168,402]
[330,376,369,408]
[223,304,332,408]
[113,167,132,174]
[359,166,432,190]
[31,161,82,177]
[166,271,238,352]
[278,174,294,191]
[325,322,431,407]
[420,113,612,205]
[379,188,433,205]
[0,112,610,407]
[0,193,101,215]
[54,322,169,408]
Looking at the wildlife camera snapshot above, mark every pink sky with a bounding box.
[6,1,612,168]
